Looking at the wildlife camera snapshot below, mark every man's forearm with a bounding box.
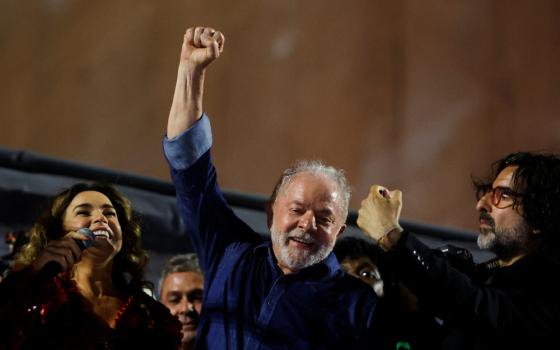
[167,65,205,139]
[167,26,224,139]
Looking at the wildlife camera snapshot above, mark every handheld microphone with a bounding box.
[75,228,95,250]
[35,228,95,283]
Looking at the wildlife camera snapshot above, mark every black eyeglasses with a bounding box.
[475,184,523,209]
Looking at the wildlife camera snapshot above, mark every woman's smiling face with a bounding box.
[62,190,123,261]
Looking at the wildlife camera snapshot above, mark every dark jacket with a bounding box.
[390,231,560,349]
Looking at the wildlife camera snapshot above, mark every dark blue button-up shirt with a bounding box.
[164,114,380,349]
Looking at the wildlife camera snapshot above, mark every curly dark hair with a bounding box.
[333,236,384,265]
[333,236,397,292]
[474,152,560,245]
[15,182,151,292]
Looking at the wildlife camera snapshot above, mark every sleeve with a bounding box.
[0,268,68,347]
[390,231,560,335]
[163,113,213,171]
[163,114,262,275]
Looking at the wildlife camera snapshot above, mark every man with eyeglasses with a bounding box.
[357,152,560,349]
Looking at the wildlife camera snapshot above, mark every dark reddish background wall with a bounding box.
[1,0,559,231]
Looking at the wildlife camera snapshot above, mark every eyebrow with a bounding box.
[72,203,115,212]
[496,186,522,195]
[165,288,204,295]
[356,262,376,271]
[317,208,335,216]
[289,201,335,214]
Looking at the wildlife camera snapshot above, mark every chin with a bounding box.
[477,232,496,250]
[181,334,196,347]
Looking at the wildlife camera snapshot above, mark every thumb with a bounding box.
[390,189,403,228]
[390,189,402,206]
[207,41,221,62]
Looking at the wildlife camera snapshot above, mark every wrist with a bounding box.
[377,227,404,251]
[179,61,206,80]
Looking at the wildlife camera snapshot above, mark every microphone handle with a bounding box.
[76,228,95,250]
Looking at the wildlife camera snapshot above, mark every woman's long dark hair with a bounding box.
[15,182,151,292]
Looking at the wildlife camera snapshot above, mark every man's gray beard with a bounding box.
[271,227,334,272]
[477,221,531,260]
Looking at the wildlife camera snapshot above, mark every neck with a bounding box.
[498,252,527,267]
[72,259,117,298]
[72,258,126,329]
[278,264,298,275]
[182,340,196,350]
[496,236,542,267]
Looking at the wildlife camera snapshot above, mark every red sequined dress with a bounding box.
[0,268,182,350]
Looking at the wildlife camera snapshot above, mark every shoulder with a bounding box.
[111,291,182,349]
[132,290,173,316]
[509,251,560,282]
[132,291,182,335]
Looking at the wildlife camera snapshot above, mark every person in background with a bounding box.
[357,152,560,349]
[334,236,385,297]
[159,253,204,350]
[335,236,441,350]
[0,230,29,282]
[0,182,181,349]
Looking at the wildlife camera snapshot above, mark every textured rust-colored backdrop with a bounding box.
[1,0,559,231]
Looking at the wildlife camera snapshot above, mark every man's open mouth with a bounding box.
[289,237,314,247]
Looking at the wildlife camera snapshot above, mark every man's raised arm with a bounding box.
[167,26,225,139]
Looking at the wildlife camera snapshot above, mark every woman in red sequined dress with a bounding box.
[0,183,182,350]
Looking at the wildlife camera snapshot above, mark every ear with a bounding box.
[266,201,273,229]
[335,224,347,238]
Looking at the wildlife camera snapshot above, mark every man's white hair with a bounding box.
[269,160,351,220]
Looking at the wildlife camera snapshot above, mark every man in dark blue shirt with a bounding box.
[163,26,380,349]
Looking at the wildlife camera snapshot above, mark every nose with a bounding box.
[298,210,317,232]
[92,210,108,224]
[476,193,492,213]
[177,297,194,314]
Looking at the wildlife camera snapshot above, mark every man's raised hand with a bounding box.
[180,27,225,73]
[357,185,404,251]
[168,26,225,139]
